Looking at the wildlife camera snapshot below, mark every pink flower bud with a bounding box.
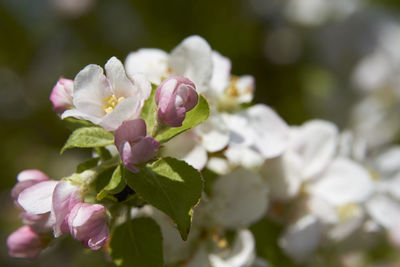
[51,180,83,237]
[114,119,159,173]
[68,203,110,250]
[155,76,198,127]
[11,169,49,201]
[50,78,74,114]
[7,226,44,260]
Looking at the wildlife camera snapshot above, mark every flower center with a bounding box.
[336,203,361,222]
[102,94,125,114]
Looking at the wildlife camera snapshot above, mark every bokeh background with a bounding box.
[1,0,400,266]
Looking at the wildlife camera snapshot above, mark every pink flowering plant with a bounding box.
[7,48,210,265]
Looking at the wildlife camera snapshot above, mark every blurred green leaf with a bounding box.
[109,217,163,267]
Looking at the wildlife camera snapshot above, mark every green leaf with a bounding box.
[154,94,210,143]
[97,165,126,201]
[61,127,114,154]
[62,117,96,131]
[109,217,163,267]
[250,218,300,267]
[140,84,158,135]
[202,168,219,197]
[94,147,112,160]
[124,157,203,240]
[76,158,100,173]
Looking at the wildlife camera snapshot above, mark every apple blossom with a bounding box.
[7,226,45,260]
[49,78,74,114]
[68,203,110,250]
[51,180,83,237]
[125,35,213,94]
[155,76,198,127]
[62,57,151,131]
[114,119,159,173]
[11,169,49,202]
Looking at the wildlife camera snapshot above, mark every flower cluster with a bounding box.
[7,35,400,267]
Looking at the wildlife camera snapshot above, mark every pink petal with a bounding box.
[18,181,58,214]
[51,181,82,237]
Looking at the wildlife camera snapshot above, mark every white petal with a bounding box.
[309,158,373,205]
[61,108,102,125]
[73,64,111,117]
[372,146,400,177]
[206,157,230,175]
[260,154,302,200]
[129,73,152,101]
[235,75,255,103]
[99,97,141,131]
[169,35,213,92]
[162,131,207,170]
[234,105,289,158]
[290,120,338,179]
[105,56,138,98]
[125,48,169,85]
[209,230,256,267]
[195,114,229,153]
[210,168,268,228]
[210,51,231,95]
[224,145,265,169]
[366,194,400,229]
[18,181,58,214]
[279,215,320,264]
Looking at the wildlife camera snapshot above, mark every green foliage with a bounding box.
[140,84,158,135]
[124,157,203,240]
[94,147,113,160]
[202,168,219,196]
[62,117,96,131]
[76,158,100,173]
[250,218,300,267]
[61,127,114,154]
[154,95,210,143]
[109,217,163,267]
[97,164,126,201]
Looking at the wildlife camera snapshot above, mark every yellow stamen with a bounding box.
[336,203,360,221]
[102,94,125,114]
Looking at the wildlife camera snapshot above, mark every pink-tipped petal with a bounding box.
[17,169,49,182]
[12,170,50,201]
[156,76,198,127]
[18,181,58,215]
[114,119,159,172]
[51,181,82,237]
[68,203,110,250]
[130,136,160,165]
[7,226,43,260]
[114,119,147,149]
[50,78,74,114]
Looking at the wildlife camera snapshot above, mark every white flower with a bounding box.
[223,104,289,168]
[125,35,213,94]
[279,215,321,264]
[261,119,338,200]
[62,57,151,131]
[208,168,269,229]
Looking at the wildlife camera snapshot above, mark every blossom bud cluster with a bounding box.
[7,170,109,259]
[7,34,400,267]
